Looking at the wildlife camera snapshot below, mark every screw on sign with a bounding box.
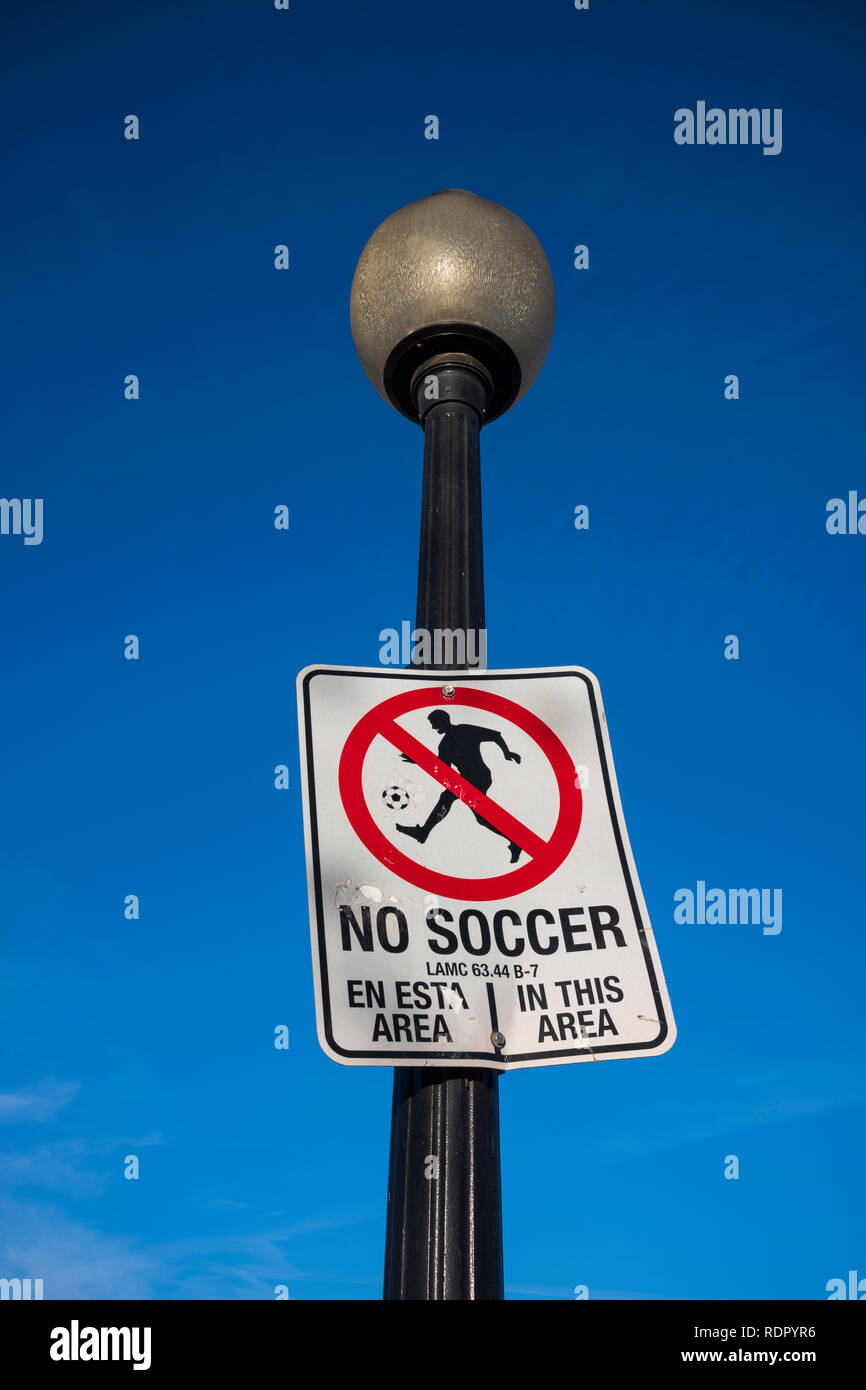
[338,684,582,902]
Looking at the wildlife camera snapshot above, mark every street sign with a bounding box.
[297,666,676,1071]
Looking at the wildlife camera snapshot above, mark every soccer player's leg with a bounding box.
[397,790,455,843]
[471,808,524,863]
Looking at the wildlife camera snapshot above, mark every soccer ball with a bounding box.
[382,785,409,812]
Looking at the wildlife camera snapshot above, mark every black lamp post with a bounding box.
[350,189,555,1301]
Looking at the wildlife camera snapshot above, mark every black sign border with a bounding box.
[300,668,671,1067]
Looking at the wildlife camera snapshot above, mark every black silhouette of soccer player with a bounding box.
[396,710,524,862]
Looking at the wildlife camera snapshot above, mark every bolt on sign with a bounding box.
[296,666,676,1070]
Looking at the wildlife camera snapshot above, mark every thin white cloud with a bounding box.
[597,1058,866,1156]
[0,1199,156,1300]
[146,1208,375,1264]
[0,1198,378,1300]
[0,1133,163,1197]
[505,1282,670,1299]
[0,1080,80,1124]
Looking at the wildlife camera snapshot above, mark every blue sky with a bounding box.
[1,0,864,1299]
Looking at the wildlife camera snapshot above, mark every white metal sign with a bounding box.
[296,666,676,1070]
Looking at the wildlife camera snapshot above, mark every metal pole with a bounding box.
[383,358,504,1301]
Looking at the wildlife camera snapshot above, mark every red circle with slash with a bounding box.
[338,685,582,901]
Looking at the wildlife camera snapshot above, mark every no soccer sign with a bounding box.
[296,666,676,1070]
